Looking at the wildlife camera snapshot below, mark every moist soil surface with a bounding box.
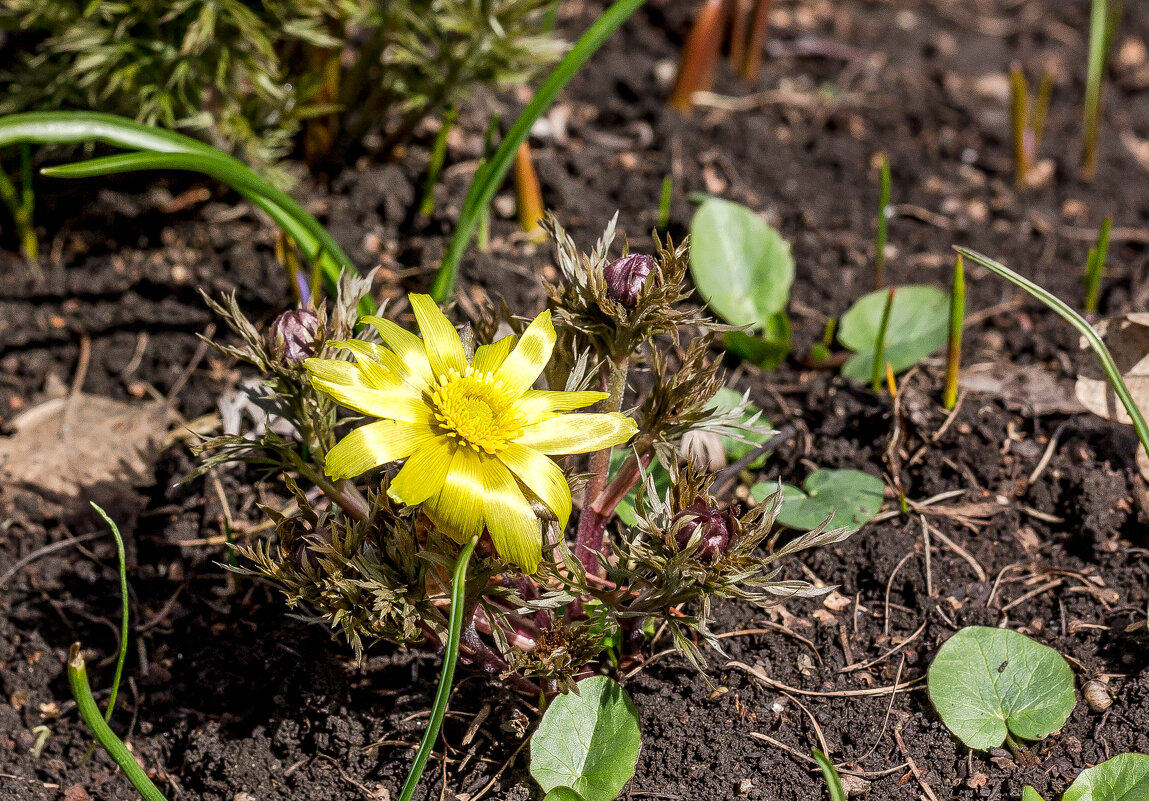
[4,1,1149,799]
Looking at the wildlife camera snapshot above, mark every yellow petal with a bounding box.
[478,456,542,573]
[421,446,485,543]
[360,315,435,389]
[471,334,517,374]
[304,357,366,387]
[498,443,572,528]
[388,436,454,507]
[409,294,466,378]
[513,412,637,455]
[326,340,403,390]
[494,309,555,396]
[324,420,437,479]
[311,377,431,423]
[513,390,608,423]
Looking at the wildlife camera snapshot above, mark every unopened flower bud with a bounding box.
[602,254,654,307]
[675,500,738,562]
[269,309,321,366]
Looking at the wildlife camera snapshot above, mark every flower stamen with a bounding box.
[430,368,523,454]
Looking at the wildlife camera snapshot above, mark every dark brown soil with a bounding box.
[4,1,1149,800]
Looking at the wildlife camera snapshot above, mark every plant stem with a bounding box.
[874,155,891,289]
[67,645,169,801]
[575,359,629,576]
[669,0,727,112]
[294,458,371,523]
[956,246,1149,462]
[740,0,773,81]
[943,255,965,410]
[871,286,896,392]
[398,535,479,801]
[89,503,129,722]
[420,106,459,218]
[657,174,673,231]
[1083,216,1112,314]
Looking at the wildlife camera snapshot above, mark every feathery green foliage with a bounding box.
[0,0,562,166]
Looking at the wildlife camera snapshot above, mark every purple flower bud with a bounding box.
[602,254,654,307]
[675,500,738,562]
[269,309,321,366]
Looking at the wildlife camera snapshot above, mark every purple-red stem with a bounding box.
[574,360,629,575]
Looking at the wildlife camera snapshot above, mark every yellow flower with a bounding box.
[304,294,637,573]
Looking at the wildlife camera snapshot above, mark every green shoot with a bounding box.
[68,645,169,801]
[956,247,1149,462]
[658,174,673,231]
[1082,0,1110,180]
[420,106,459,218]
[1033,68,1053,145]
[1083,216,1112,314]
[874,155,891,289]
[430,0,647,302]
[669,0,727,112]
[943,255,965,410]
[1010,64,1029,187]
[397,536,479,801]
[871,286,896,391]
[89,503,129,722]
[812,749,847,801]
[0,112,368,313]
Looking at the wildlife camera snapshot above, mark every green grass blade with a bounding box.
[430,0,648,302]
[89,503,128,723]
[956,247,1149,460]
[812,749,847,801]
[67,645,169,801]
[1082,0,1109,178]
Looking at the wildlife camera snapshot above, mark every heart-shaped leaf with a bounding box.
[839,285,949,381]
[928,626,1076,750]
[1064,754,1149,801]
[689,197,794,330]
[530,676,642,801]
[752,469,884,532]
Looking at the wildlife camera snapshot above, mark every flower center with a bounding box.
[430,369,523,454]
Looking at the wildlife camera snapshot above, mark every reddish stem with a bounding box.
[740,0,772,81]
[669,0,729,111]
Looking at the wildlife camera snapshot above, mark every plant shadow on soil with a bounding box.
[4,0,1149,799]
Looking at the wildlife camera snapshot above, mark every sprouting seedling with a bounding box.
[0,144,37,263]
[928,626,1076,752]
[419,105,459,218]
[67,504,168,801]
[514,140,547,242]
[812,749,847,801]
[657,174,673,231]
[956,246,1149,463]
[1011,62,1053,188]
[809,317,837,365]
[669,0,727,112]
[871,286,896,391]
[1083,217,1112,314]
[874,155,891,289]
[1082,0,1114,180]
[943,254,965,410]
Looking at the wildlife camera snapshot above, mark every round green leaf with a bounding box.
[530,676,641,801]
[689,197,794,329]
[752,469,884,532]
[927,626,1076,750]
[1064,754,1149,801]
[839,285,949,381]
